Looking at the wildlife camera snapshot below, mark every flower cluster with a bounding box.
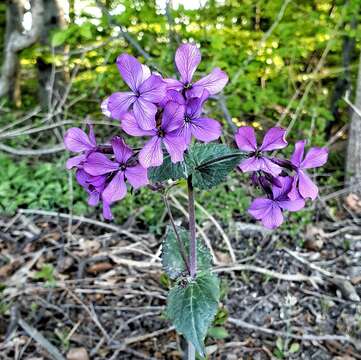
[64,44,228,219]
[235,126,328,229]
[64,43,328,229]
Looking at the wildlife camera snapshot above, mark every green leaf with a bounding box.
[166,272,220,356]
[276,337,283,351]
[207,326,229,339]
[162,225,212,279]
[288,342,300,353]
[51,31,68,47]
[149,155,188,183]
[185,143,244,190]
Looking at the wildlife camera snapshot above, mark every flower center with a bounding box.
[184,82,192,89]
[184,115,192,123]
[157,129,165,138]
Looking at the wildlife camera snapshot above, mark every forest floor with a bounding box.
[0,210,361,360]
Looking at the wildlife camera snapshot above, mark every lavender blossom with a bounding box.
[121,101,187,168]
[248,176,305,229]
[101,54,166,130]
[289,140,328,200]
[165,44,228,98]
[235,126,288,177]
[84,137,148,220]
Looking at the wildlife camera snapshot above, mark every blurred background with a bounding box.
[1,1,361,359]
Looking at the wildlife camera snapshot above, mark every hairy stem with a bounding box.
[187,176,197,279]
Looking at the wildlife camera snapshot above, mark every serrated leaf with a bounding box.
[167,272,220,356]
[149,155,188,183]
[207,326,229,339]
[162,225,212,279]
[185,143,244,189]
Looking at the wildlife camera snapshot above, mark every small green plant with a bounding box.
[34,264,57,287]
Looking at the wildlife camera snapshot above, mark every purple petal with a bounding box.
[159,89,185,108]
[102,202,113,220]
[288,175,301,201]
[88,191,100,206]
[177,123,192,145]
[139,75,167,103]
[140,64,151,82]
[64,127,95,152]
[87,122,96,146]
[163,133,187,163]
[248,198,273,219]
[162,101,185,132]
[102,171,127,204]
[75,169,89,187]
[239,156,282,176]
[84,152,119,176]
[116,53,144,92]
[271,176,293,199]
[278,198,305,212]
[191,117,222,142]
[235,126,257,152]
[133,98,157,130]
[301,147,328,169]
[259,127,287,152]
[185,89,209,119]
[106,92,136,120]
[66,154,86,169]
[139,136,163,168]
[121,112,155,137]
[291,140,306,167]
[125,164,149,189]
[249,198,283,229]
[298,169,318,200]
[259,157,283,176]
[239,156,262,173]
[111,136,133,164]
[187,68,228,97]
[163,78,184,92]
[175,43,201,84]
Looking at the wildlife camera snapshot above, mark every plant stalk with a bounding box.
[187,176,197,359]
[187,176,197,279]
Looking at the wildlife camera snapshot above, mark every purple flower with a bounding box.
[75,169,106,207]
[64,123,97,170]
[101,54,166,130]
[121,101,187,168]
[176,90,222,144]
[289,140,328,200]
[235,126,288,177]
[248,176,305,229]
[84,136,148,220]
[165,43,228,98]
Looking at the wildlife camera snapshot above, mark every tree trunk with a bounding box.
[0,0,43,100]
[346,49,361,193]
[5,0,25,106]
[36,0,67,109]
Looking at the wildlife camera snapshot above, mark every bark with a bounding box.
[0,0,43,102]
[346,49,361,192]
[36,0,67,109]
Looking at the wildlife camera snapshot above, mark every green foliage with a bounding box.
[162,225,212,279]
[166,272,220,356]
[33,264,57,287]
[185,143,244,190]
[207,326,229,339]
[150,143,244,190]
